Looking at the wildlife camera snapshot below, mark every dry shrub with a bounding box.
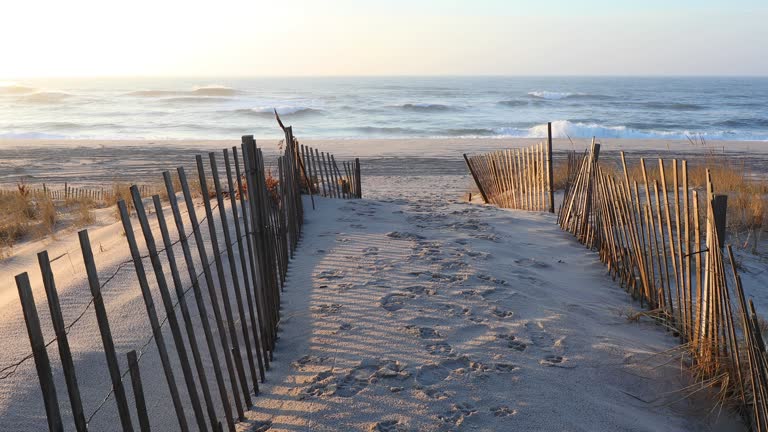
[72,198,95,228]
[265,171,280,205]
[36,194,57,236]
[552,158,572,191]
[107,182,133,219]
[0,191,39,256]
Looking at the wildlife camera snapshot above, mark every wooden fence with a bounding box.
[0,184,158,203]
[9,124,361,431]
[463,122,554,212]
[559,142,768,430]
[297,143,361,199]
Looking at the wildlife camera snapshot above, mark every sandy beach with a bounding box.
[1,136,765,430]
[1,138,767,188]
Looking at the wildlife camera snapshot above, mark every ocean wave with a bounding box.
[351,126,422,135]
[19,91,73,104]
[234,106,325,118]
[494,120,767,140]
[497,100,528,107]
[126,85,240,98]
[192,86,239,96]
[0,83,37,95]
[527,91,613,101]
[528,91,584,100]
[641,102,707,111]
[445,128,496,136]
[715,118,768,128]
[398,103,458,112]
[0,131,69,139]
[161,97,233,104]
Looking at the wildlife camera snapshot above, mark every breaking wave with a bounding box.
[19,91,74,104]
[126,85,240,98]
[641,102,707,111]
[0,83,37,95]
[527,91,613,101]
[493,120,768,141]
[497,100,529,107]
[397,103,458,112]
[234,106,325,118]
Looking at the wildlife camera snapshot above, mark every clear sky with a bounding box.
[1,0,766,77]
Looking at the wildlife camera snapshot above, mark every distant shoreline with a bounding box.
[2,138,768,188]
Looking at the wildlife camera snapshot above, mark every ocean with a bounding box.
[1,76,767,141]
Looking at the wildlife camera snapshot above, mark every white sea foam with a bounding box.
[528,91,584,100]
[491,120,767,141]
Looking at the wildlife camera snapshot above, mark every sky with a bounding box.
[1,0,766,78]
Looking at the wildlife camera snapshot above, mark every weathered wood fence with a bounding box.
[0,184,157,203]
[9,124,362,431]
[559,142,768,430]
[463,122,554,212]
[297,143,361,199]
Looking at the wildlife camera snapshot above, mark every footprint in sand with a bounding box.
[439,304,471,317]
[300,361,396,399]
[513,258,551,269]
[318,270,345,280]
[311,303,342,315]
[438,402,478,426]
[415,357,474,386]
[363,247,379,256]
[291,355,329,369]
[421,388,453,400]
[250,420,273,431]
[386,231,426,240]
[403,285,436,296]
[497,334,527,352]
[415,364,450,386]
[540,355,568,367]
[493,363,519,373]
[425,341,453,356]
[380,293,416,312]
[350,223,367,229]
[476,274,508,285]
[370,419,409,432]
[404,325,442,339]
[491,307,514,319]
[490,406,517,417]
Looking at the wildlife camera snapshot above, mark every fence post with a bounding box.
[163,170,237,432]
[128,186,209,431]
[355,158,362,198]
[117,199,191,432]
[196,155,253,408]
[127,351,151,432]
[209,152,263,395]
[713,194,728,248]
[79,229,135,432]
[547,122,555,213]
[178,165,246,421]
[232,146,273,366]
[463,154,488,203]
[15,273,63,432]
[38,252,88,432]
[152,195,220,432]
[224,149,268,380]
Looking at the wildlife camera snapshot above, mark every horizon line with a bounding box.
[3,73,768,80]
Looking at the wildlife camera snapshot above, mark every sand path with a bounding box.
[242,189,739,432]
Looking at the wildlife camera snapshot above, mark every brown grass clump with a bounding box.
[72,197,95,228]
[265,171,280,205]
[107,182,133,219]
[0,189,51,256]
[35,193,57,236]
[552,158,572,191]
